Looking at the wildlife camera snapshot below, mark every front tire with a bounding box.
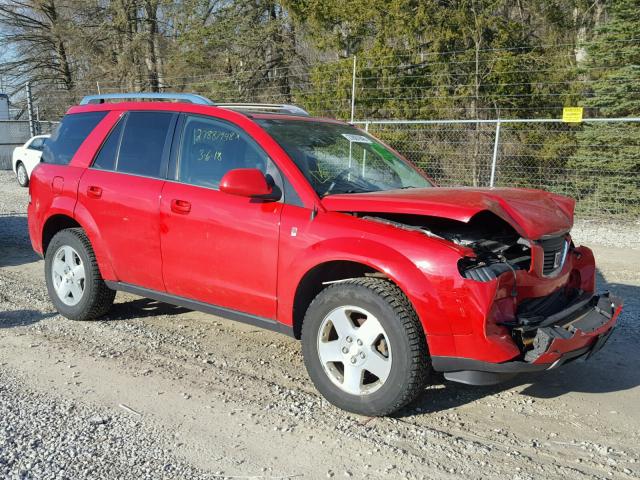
[45,228,115,320]
[301,277,431,416]
[16,162,29,187]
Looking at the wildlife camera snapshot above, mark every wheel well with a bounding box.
[42,215,81,255]
[292,261,379,339]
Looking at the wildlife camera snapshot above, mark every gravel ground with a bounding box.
[572,218,640,250]
[1,169,639,480]
[0,370,213,480]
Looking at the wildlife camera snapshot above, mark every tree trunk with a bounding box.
[144,0,161,92]
[42,0,74,90]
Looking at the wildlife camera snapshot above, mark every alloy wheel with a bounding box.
[317,305,392,395]
[51,245,86,306]
[17,165,27,185]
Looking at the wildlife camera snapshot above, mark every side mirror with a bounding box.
[219,168,275,199]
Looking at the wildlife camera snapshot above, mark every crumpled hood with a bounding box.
[321,187,575,240]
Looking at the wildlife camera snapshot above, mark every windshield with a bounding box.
[257,119,432,196]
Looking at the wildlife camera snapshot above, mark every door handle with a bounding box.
[171,199,191,214]
[87,186,102,199]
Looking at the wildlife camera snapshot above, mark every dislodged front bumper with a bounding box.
[431,291,623,385]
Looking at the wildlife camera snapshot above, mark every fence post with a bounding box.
[489,120,501,187]
[362,122,370,176]
[350,55,357,123]
[25,81,36,137]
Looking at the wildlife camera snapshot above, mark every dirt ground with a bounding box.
[1,169,639,480]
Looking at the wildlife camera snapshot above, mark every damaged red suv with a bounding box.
[28,93,622,416]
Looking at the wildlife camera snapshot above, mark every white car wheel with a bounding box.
[16,163,29,187]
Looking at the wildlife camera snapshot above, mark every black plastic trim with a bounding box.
[443,370,517,386]
[433,343,594,386]
[105,281,294,337]
[431,356,551,374]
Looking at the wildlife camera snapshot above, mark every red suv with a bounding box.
[28,93,622,416]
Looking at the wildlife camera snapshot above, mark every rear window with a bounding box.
[42,112,107,165]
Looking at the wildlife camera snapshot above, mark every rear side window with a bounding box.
[117,112,173,177]
[92,118,124,171]
[42,112,107,165]
[91,111,174,178]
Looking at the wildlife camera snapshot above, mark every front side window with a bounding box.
[177,115,273,189]
[28,138,45,151]
[42,112,107,165]
[257,119,432,196]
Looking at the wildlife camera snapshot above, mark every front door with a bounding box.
[160,114,282,319]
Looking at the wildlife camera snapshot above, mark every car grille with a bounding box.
[540,235,568,276]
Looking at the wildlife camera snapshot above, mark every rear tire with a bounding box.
[301,277,431,416]
[16,162,29,187]
[45,228,115,320]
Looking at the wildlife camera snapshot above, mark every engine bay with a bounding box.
[359,210,532,280]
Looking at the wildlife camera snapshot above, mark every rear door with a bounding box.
[77,111,177,291]
[160,114,283,319]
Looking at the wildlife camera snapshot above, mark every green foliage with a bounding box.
[1,0,637,216]
[569,0,640,216]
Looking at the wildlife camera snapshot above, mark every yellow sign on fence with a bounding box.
[562,107,583,123]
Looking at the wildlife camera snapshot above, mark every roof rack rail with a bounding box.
[79,92,214,106]
[78,94,310,116]
[215,103,309,116]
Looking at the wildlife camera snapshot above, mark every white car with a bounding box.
[12,134,50,187]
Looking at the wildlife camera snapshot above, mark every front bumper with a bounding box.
[431,291,623,385]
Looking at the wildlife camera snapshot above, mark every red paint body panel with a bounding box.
[28,164,84,255]
[27,100,621,375]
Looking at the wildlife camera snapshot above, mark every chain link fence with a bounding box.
[0,120,30,170]
[0,120,59,170]
[357,118,640,219]
[2,105,639,221]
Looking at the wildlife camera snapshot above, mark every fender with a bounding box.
[278,236,461,340]
[71,201,118,281]
[34,200,79,255]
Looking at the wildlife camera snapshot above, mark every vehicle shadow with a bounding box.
[401,269,640,416]
[0,299,189,329]
[0,309,57,328]
[99,297,190,321]
[0,214,40,268]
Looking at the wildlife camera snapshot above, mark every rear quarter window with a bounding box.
[42,111,107,165]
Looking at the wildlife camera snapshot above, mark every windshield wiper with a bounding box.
[322,187,376,196]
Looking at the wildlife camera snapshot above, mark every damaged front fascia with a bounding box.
[519,293,621,363]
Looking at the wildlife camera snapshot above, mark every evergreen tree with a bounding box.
[569,0,640,215]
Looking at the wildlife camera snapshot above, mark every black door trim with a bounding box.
[105,281,294,337]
